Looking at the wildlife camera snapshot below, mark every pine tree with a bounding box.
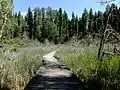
[88,8,93,34]
[103,4,111,29]
[92,12,98,38]
[118,7,120,33]
[18,11,21,26]
[1,2,120,44]
[13,12,18,38]
[41,7,46,41]
[33,9,37,39]
[46,7,53,39]
[33,8,42,40]
[71,12,75,36]
[75,15,79,37]
[109,4,118,31]
[17,11,24,37]
[97,11,103,35]
[81,8,89,36]
[62,10,69,42]
[58,8,62,43]
[27,7,33,39]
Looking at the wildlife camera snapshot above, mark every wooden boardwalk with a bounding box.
[24,50,87,90]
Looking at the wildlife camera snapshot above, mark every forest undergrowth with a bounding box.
[0,38,120,90]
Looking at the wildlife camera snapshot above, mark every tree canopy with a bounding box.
[0,2,120,44]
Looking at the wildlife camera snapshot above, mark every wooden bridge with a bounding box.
[24,50,87,90]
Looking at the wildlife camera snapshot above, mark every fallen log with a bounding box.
[24,50,87,90]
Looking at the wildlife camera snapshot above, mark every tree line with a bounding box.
[0,2,120,44]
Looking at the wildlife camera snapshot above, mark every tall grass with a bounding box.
[0,39,120,90]
[62,50,120,89]
[0,46,45,90]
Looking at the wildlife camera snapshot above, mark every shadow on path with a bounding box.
[24,74,87,90]
[24,51,88,90]
[0,86,10,90]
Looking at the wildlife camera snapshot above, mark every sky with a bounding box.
[14,0,120,18]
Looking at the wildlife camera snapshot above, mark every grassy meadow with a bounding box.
[0,38,120,90]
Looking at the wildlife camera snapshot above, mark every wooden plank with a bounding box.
[24,50,87,90]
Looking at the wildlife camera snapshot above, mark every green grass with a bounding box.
[62,51,120,89]
[0,40,120,90]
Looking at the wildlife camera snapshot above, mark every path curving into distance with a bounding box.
[24,50,88,90]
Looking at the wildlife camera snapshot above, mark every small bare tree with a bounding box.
[98,3,120,61]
